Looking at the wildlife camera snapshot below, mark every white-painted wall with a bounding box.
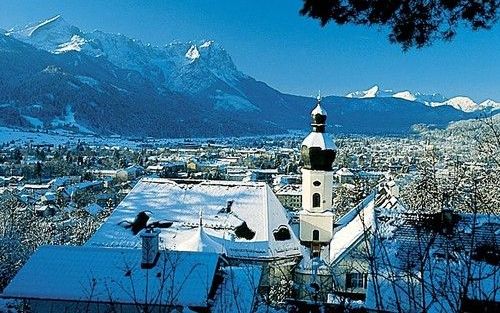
[301,169,333,213]
[299,210,334,242]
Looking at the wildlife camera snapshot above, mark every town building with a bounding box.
[2,246,260,313]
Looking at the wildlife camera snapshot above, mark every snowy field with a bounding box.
[0,127,302,149]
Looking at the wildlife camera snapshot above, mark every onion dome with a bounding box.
[301,96,337,171]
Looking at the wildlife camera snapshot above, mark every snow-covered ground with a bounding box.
[0,126,300,149]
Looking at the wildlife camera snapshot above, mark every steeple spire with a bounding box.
[300,96,337,171]
[298,97,337,246]
[311,95,327,133]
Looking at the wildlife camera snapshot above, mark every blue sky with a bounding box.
[1,0,499,101]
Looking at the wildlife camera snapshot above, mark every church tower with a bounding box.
[299,96,337,256]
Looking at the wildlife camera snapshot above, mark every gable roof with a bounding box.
[2,245,221,307]
[330,192,376,264]
[87,178,301,260]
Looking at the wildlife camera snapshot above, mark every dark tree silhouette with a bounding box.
[300,0,499,49]
[34,161,42,183]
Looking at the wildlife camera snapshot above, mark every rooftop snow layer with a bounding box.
[178,224,227,254]
[330,193,376,263]
[2,245,221,307]
[87,178,301,260]
[311,103,327,116]
[302,132,337,150]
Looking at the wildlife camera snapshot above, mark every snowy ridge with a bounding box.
[346,85,499,112]
[392,91,416,101]
[430,96,478,112]
[7,16,244,96]
[431,96,500,112]
[7,15,82,52]
[346,85,389,98]
[1,15,497,137]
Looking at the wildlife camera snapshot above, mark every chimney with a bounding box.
[440,193,455,234]
[140,228,160,269]
[226,200,234,213]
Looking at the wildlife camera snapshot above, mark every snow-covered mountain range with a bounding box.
[346,85,499,113]
[0,15,496,137]
[6,15,247,99]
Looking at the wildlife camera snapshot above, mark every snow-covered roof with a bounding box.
[301,132,337,150]
[335,167,354,176]
[275,184,302,196]
[2,245,221,307]
[87,178,301,260]
[84,203,103,216]
[365,211,500,312]
[178,224,227,255]
[211,266,262,313]
[311,103,327,116]
[330,192,376,263]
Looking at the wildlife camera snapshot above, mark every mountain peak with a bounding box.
[479,99,500,111]
[29,15,64,36]
[7,14,81,52]
[346,85,392,99]
[392,91,415,101]
[199,40,214,48]
[436,96,478,112]
[364,85,379,97]
[185,45,200,61]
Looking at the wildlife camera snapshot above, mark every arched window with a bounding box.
[312,229,320,241]
[312,193,321,208]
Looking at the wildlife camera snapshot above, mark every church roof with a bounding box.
[302,132,337,150]
[87,178,301,261]
[177,224,227,255]
[330,192,376,264]
[301,99,337,171]
[311,103,327,116]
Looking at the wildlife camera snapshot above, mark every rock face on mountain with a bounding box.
[0,16,493,137]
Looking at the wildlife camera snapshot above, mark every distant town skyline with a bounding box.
[1,0,499,102]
